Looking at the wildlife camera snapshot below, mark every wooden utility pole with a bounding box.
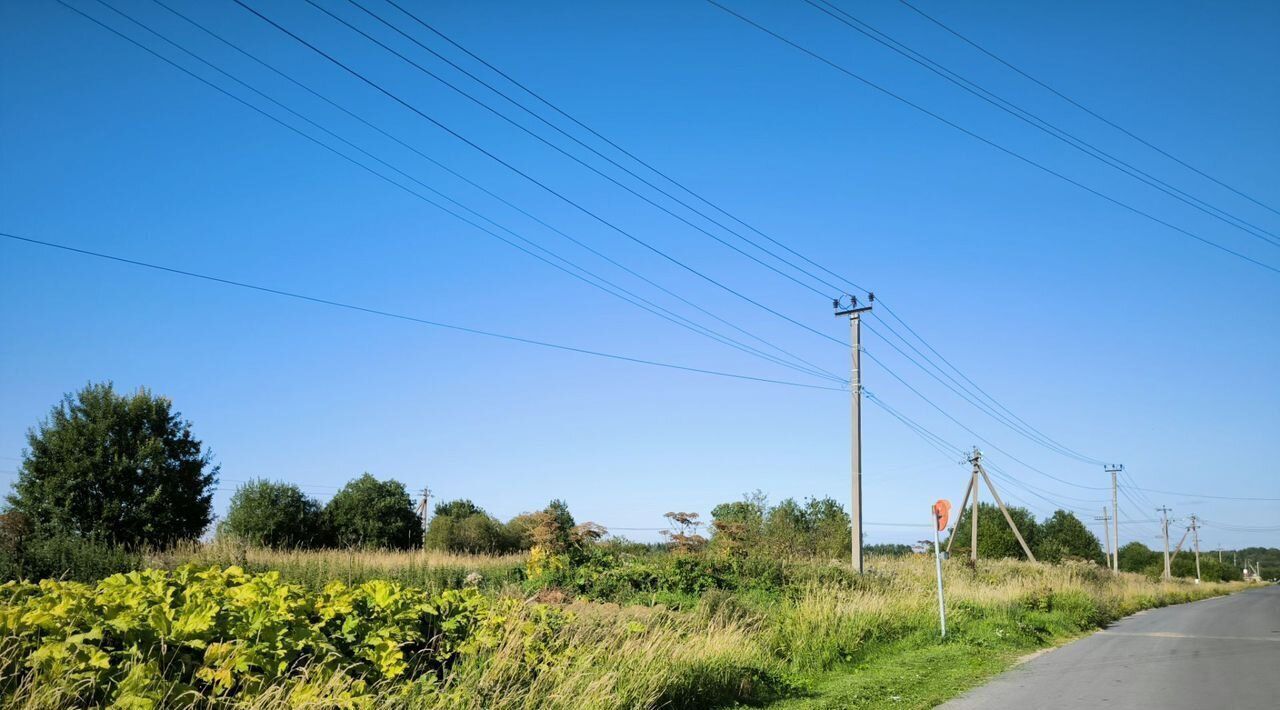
[835,294,872,573]
[945,448,1036,563]
[1158,506,1172,581]
[1095,507,1113,571]
[1105,465,1123,572]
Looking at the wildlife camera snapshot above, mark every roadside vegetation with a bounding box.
[0,383,1262,708]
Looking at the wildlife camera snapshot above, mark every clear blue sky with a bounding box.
[2,0,1277,552]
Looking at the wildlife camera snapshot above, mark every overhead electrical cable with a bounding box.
[0,232,846,393]
[142,0,839,382]
[861,345,1109,490]
[341,0,853,299]
[806,0,1280,247]
[87,0,844,383]
[864,319,1106,463]
[704,0,1280,275]
[895,0,1280,219]
[378,0,871,296]
[356,0,1113,471]
[871,306,1107,466]
[233,0,850,348]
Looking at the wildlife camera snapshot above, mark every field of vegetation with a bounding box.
[1,540,1246,709]
[0,384,1260,708]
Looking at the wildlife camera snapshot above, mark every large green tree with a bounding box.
[324,474,421,549]
[219,479,326,549]
[1036,510,1104,563]
[8,382,217,547]
[946,502,1039,560]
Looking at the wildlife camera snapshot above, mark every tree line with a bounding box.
[1,383,1261,585]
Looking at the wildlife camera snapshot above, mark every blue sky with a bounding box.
[2,0,1277,552]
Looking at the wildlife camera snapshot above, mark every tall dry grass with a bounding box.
[146,540,527,593]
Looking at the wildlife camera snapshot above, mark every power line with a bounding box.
[704,0,1280,275]
[337,0,1116,476]
[0,232,847,393]
[861,345,1109,490]
[233,0,851,348]
[341,0,853,300]
[895,0,1280,219]
[864,318,1107,464]
[377,0,872,298]
[76,0,842,384]
[143,0,839,383]
[874,303,1106,466]
[806,0,1280,248]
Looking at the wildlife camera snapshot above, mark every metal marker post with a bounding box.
[934,515,946,638]
[932,499,950,639]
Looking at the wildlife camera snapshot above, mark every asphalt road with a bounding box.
[939,585,1280,710]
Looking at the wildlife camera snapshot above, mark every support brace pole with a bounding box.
[978,464,1037,563]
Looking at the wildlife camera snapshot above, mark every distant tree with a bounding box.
[219,479,326,549]
[1117,541,1159,573]
[8,382,217,547]
[324,474,421,549]
[946,503,1039,560]
[1036,510,1104,564]
[425,499,515,553]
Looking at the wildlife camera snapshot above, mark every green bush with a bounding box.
[324,474,422,550]
[218,479,327,549]
[0,533,140,583]
[425,499,518,554]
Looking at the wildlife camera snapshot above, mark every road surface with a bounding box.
[940,585,1280,709]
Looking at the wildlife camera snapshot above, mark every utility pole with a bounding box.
[415,486,432,544]
[943,448,1036,563]
[835,294,872,573]
[1095,507,1113,571]
[1190,515,1201,583]
[969,449,980,562]
[1157,506,1172,581]
[1105,465,1123,572]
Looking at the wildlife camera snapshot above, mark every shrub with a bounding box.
[218,479,327,549]
[0,532,140,583]
[324,474,422,550]
[426,499,517,554]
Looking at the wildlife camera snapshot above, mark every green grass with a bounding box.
[768,642,1018,709]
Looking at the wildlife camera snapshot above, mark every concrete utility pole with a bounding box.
[835,293,872,573]
[1158,506,1173,581]
[416,486,432,543]
[944,448,1036,563]
[1095,507,1113,572]
[969,450,980,562]
[1105,465,1123,572]
[1190,515,1201,583]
